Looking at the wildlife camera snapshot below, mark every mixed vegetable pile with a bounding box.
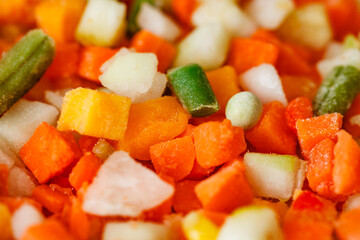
[2,0,360,239]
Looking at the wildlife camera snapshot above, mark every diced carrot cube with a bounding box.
[193,119,246,168]
[246,101,297,155]
[195,161,253,213]
[285,97,313,134]
[173,180,202,214]
[335,208,360,240]
[31,185,69,213]
[0,164,8,196]
[20,122,81,183]
[21,219,76,240]
[296,113,343,158]
[69,153,102,190]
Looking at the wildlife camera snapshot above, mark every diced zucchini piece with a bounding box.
[244,152,306,201]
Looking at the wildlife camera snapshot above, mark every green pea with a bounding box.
[225,91,263,130]
[313,65,360,116]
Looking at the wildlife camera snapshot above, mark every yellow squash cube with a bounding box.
[58,88,131,141]
[182,211,219,240]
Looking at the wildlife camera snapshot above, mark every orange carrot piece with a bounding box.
[190,114,226,126]
[77,46,117,83]
[78,135,99,154]
[227,38,279,74]
[171,0,197,26]
[119,96,190,160]
[285,97,313,134]
[31,185,69,213]
[20,122,82,184]
[130,30,177,73]
[335,208,360,240]
[193,119,246,168]
[69,152,102,191]
[325,0,360,41]
[296,113,343,159]
[142,197,173,222]
[205,66,241,115]
[173,180,201,214]
[284,191,337,240]
[344,93,360,138]
[186,161,215,181]
[0,164,8,196]
[177,124,196,139]
[21,219,76,240]
[35,0,86,43]
[0,0,38,26]
[195,161,253,213]
[44,42,80,79]
[246,101,297,155]
[68,198,90,240]
[307,138,338,199]
[281,75,319,102]
[333,130,360,195]
[150,136,195,181]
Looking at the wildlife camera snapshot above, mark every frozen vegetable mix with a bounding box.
[2,0,360,239]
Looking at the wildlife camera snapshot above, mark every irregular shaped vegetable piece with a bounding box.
[226,91,263,130]
[120,96,190,160]
[31,185,69,214]
[127,0,155,36]
[335,208,360,240]
[182,211,219,240]
[167,64,219,117]
[82,151,174,217]
[285,97,313,134]
[0,29,55,116]
[57,88,131,141]
[0,203,12,240]
[217,206,283,240]
[21,219,76,240]
[7,167,36,197]
[313,65,360,116]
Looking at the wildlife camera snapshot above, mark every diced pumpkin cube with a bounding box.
[57,88,131,141]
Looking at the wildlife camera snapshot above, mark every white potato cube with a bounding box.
[82,151,174,217]
[103,221,170,240]
[323,41,344,59]
[11,203,44,240]
[317,49,360,79]
[192,0,250,37]
[245,0,295,30]
[0,99,59,154]
[137,3,180,42]
[76,0,126,47]
[174,24,230,70]
[277,3,332,49]
[240,64,288,106]
[99,50,166,103]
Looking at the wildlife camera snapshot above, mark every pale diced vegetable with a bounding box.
[323,41,344,59]
[99,50,166,103]
[182,211,219,240]
[240,64,288,106]
[277,3,332,49]
[103,221,171,240]
[317,49,360,79]
[44,89,69,110]
[0,139,21,169]
[11,203,44,240]
[76,0,127,47]
[244,152,306,201]
[192,0,250,37]
[82,151,174,217]
[137,2,180,42]
[245,0,295,30]
[174,24,230,70]
[0,99,58,154]
[217,205,283,240]
[7,167,36,197]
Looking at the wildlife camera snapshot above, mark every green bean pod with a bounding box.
[313,65,360,116]
[127,0,155,36]
[167,64,219,117]
[0,29,55,115]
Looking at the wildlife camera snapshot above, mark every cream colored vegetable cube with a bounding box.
[76,0,126,47]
